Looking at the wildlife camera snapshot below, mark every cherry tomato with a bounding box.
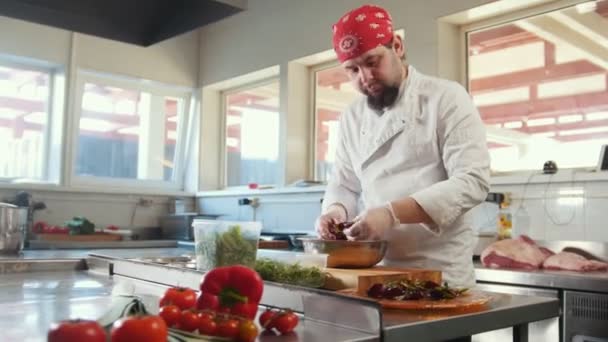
[47,319,106,342]
[159,305,181,328]
[274,311,299,334]
[197,315,217,336]
[238,319,259,342]
[196,292,220,311]
[178,309,201,332]
[259,309,276,330]
[232,302,258,320]
[111,315,167,342]
[159,287,197,310]
[216,318,240,338]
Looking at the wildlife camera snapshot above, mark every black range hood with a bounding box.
[0,0,245,46]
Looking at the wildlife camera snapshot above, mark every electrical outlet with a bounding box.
[137,198,153,207]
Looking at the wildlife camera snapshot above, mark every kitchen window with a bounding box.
[72,71,192,190]
[466,0,608,173]
[312,63,361,182]
[222,79,280,187]
[0,58,60,183]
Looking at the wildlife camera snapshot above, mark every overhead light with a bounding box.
[118,126,139,135]
[226,137,239,148]
[79,118,118,132]
[558,115,583,124]
[560,126,608,136]
[226,115,242,126]
[527,118,555,127]
[167,116,178,123]
[0,107,24,119]
[23,112,46,124]
[586,111,608,121]
[532,132,556,138]
[167,130,177,140]
[504,121,523,129]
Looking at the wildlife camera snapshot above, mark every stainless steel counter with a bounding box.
[0,249,564,341]
[0,267,376,342]
[475,262,608,293]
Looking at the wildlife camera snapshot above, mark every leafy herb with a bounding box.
[254,258,326,288]
[65,216,95,235]
[196,224,258,270]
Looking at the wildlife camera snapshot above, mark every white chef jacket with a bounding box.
[322,66,490,287]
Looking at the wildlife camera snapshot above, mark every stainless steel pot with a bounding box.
[0,202,28,254]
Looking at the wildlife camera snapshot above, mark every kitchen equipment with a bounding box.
[323,266,442,291]
[299,238,388,268]
[564,291,608,342]
[160,213,202,241]
[259,232,312,250]
[0,202,28,254]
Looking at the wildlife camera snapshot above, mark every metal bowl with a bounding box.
[298,238,388,268]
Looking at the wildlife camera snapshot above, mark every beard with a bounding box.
[365,84,400,112]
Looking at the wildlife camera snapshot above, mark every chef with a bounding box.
[315,4,490,287]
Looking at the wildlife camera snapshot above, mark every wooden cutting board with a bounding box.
[36,233,122,241]
[338,288,492,311]
[323,266,442,291]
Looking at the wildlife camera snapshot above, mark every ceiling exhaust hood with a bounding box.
[0,0,246,46]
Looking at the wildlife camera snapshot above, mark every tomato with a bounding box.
[238,319,259,342]
[178,309,201,332]
[111,315,167,342]
[259,309,276,330]
[159,287,197,310]
[274,311,299,334]
[47,319,106,342]
[196,292,219,311]
[159,305,181,328]
[216,318,240,338]
[197,315,217,336]
[232,302,258,320]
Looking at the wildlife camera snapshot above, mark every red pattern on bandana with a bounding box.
[332,5,394,63]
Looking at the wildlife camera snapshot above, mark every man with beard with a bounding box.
[315,4,490,287]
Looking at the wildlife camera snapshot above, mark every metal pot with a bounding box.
[0,202,28,254]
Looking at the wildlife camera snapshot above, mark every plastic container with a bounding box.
[192,220,262,271]
[257,249,328,268]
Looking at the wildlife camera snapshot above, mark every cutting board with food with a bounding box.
[338,279,491,311]
[323,266,442,291]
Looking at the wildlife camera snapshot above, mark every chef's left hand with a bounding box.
[343,204,398,240]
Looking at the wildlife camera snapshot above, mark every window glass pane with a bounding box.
[225,80,280,186]
[314,65,360,181]
[0,65,49,179]
[76,82,183,181]
[467,0,608,172]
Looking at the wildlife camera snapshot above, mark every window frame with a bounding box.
[220,76,281,189]
[69,69,193,191]
[460,0,606,177]
[0,55,62,184]
[309,59,343,182]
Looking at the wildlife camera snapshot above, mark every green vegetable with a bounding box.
[65,216,95,235]
[196,224,258,270]
[254,258,326,288]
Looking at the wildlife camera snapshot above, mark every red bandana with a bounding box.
[332,4,394,63]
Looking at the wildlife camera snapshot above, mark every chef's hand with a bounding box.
[344,204,399,240]
[315,204,347,240]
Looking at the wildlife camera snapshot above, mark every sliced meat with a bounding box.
[542,251,608,272]
[481,235,553,269]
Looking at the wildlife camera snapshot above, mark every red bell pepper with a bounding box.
[197,265,263,320]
